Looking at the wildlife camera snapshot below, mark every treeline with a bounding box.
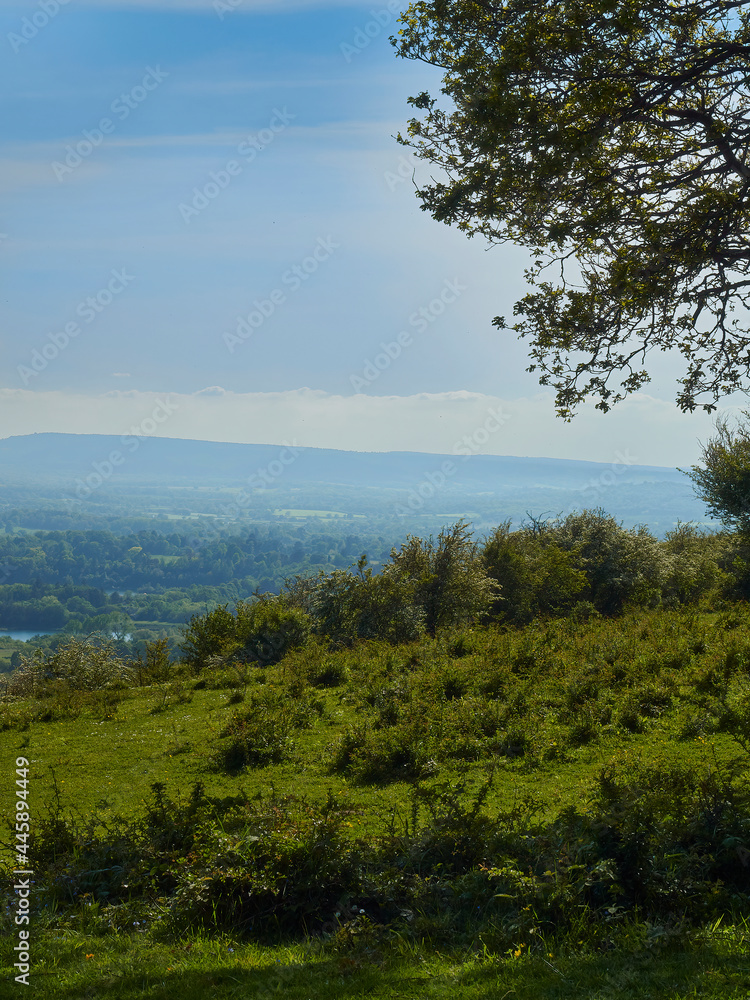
[0,525,392,593]
[0,581,208,633]
[0,510,736,643]
[180,512,734,669]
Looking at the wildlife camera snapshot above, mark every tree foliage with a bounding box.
[390,520,500,632]
[290,559,426,646]
[284,523,498,643]
[180,597,311,670]
[483,509,665,620]
[685,410,750,531]
[393,1,750,415]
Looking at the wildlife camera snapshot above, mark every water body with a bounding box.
[0,630,53,642]
[0,630,132,643]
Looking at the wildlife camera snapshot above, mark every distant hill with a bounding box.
[0,432,707,532]
[0,432,689,489]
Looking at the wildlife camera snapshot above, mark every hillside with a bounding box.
[0,433,706,532]
[0,432,690,487]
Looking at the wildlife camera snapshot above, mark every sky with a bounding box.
[0,0,743,468]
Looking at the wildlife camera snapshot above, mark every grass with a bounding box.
[2,603,750,995]
[2,923,750,998]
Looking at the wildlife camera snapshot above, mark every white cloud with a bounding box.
[195,385,228,396]
[0,385,730,467]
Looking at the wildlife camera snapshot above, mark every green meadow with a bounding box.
[2,601,750,997]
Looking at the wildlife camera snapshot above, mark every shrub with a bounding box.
[550,509,665,614]
[660,522,725,605]
[482,520,587,624]
[6,635,131,697]
[214,689,322,772]
[582,759,750,914]
[286,559,425,646]
[389,521,500,633]
[132,637,173,685]
[283,524,498,643]
[180,596,311,671]
[180,603,237,670]
[234,595,312,665]
[483,510,665,621]
[329,720,432,784]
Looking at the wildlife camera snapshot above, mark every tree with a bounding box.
[284,557,425,645]
[180,597,311,670]
[9,634,130,697]
[180,603,237,669]
[393,1,750,416]
[389,520,499,632]
[482,510,663,618]
[684,411,750,531]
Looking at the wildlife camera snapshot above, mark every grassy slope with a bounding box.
[2,604,750,996]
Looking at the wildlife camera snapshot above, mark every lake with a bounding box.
[0,630,132,643]
[0,630,53,642]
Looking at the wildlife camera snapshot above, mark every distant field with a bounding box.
[0,637,24,672]
[273,508,364,519]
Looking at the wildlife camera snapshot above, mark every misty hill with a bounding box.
[0,433,707,533]
[0,432,689,489]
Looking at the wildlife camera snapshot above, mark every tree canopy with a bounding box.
[392,1,750,416]
[685,410,750,530]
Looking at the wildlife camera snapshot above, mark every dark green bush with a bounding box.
[214,688,322,772]
[180,603,237,670]
[287,560,425,646]
[483,520,587,624]
[484,509,669,622]
[11,750,750,948]
[329,720,433,783]
[180,595,311,671]
[234,595,312,665]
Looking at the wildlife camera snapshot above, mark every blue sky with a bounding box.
[0,0,738,466]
